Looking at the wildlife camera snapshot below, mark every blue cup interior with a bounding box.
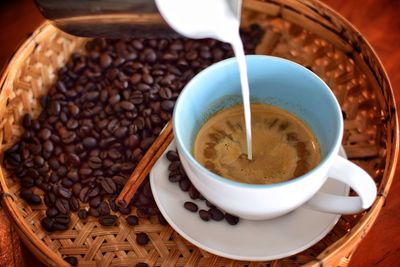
[173,55,343,186]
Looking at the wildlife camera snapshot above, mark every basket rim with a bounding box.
[0,0,399,265]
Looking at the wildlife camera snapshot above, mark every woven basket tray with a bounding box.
[0,0,398,266]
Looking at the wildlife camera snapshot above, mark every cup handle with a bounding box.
[305,155,377,214]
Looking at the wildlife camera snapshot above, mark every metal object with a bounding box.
[34,0,242,38]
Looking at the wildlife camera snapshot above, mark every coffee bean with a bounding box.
[100,53,112,68]
[209,207,224,221]
[21,177,34,188]
[139,137,155,150]
[225,213,240,225]
[83,137,97,148]
[50,101,61,115]
[136,232,150,245]
[188,186,200,200]
[41,217,54,232]
[184,201,198,212]
[199,210,211,222]
[64,256,78,266]
[54,214,70,225]
[100,178,117,194]
[78,209,88,219]
[38,128,51,140]
[160,100,174,111]
[55,198,70,214]
[98,201,110,216]
[126,215,139,226]
[69,197,80,211]
[205,200,215,208]
[179,179,191,192]
[56,186,72,199]
[99,215,117,226]
[46,207,59,218]
[89,207,100,217]
[166,151,179,161]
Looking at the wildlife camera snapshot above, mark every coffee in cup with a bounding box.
[193,103,320,184]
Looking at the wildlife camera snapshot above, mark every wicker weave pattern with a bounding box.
[0,0,397,266]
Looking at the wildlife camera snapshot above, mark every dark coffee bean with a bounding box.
[78,209,88,219]
[43,140,54,152]
[136,208,150,218]
[142,73,154,84]
[53,223,68,231]
[100,53,112,68]
[114,126,128,138]
[41,217,54,232]
[72,183,82,196]
[159,87,172,100]
[160,100,174,111]
[62,178,74,188]
[79,186,89,203]
[120,101,135,111]
[89,207,100,217]
[209,207,224,221]
[118,204,132,215]
[50,101,61,115]
[135,263,149,267]
[188,186,200,200]
[69,197,80,211]
[89,196,101,208]
[34,155,45,166]
[21,177,34,188]
[98,201,110,216]
[139,137,155,150]
[56,186,72,199]
[85,91,99,101]
[179,179,191,192]
[183,201,198,212]
[168,161,180,171]
[66,119,79,130]
[126,215,139,226]
[55,198,70,214]
[99,215,117,226]
[44,192,56,207]
[64,256,78,266]
[38,128,51,140]
[54,214,70,225]
[100,178,117,194]
[83,137,97,148]
[136,232,150,245]
[205,200,215,208]
[46,207,59,218]
[22,114,32,129]
[199,210,211,222]
[68,104,80,117]
[28,194,42,205]
[57,166,68,177]
[166,150,179,162]
[87,187,100,198]
[225,213,240,225]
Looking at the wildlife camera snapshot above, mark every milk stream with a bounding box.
[155,0,253,159]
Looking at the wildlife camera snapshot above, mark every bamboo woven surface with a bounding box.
[0,0,397,266]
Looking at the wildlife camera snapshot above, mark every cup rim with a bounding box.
[173,55,343,189]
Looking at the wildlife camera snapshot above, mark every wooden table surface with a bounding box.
[0,0,399,266]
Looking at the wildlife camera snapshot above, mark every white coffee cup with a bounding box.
[173,55,377,220]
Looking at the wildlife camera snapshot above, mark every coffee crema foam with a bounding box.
[193,104,321,184]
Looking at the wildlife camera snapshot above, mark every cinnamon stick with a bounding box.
[116,121,174,208]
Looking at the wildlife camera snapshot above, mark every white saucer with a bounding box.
[150,141,349,261]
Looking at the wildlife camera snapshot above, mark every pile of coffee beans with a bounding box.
[3,24,263,233]
[166,151,240,225]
